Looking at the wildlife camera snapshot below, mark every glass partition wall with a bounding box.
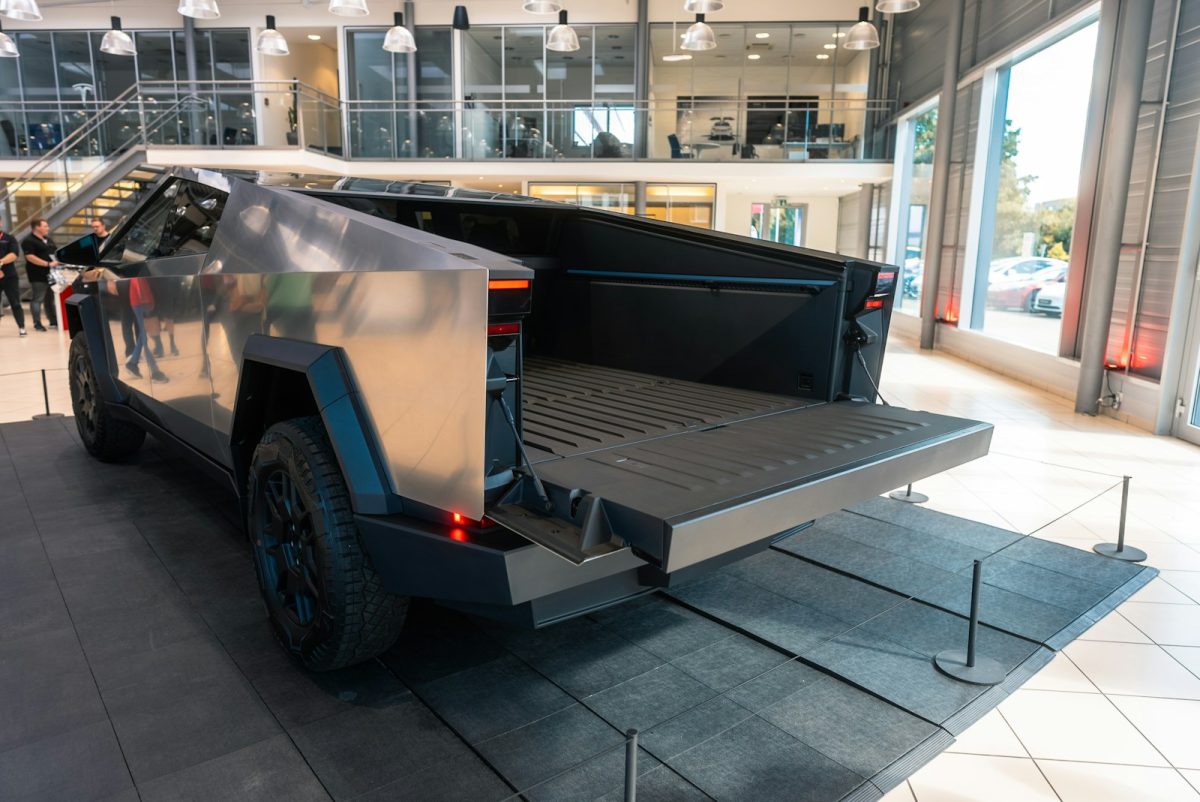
[346,28,453,158]
[0,29,252,157]
[462,24,636,159]
[648,21,868,161]
[526,182,715,228]
[889,102,936,314]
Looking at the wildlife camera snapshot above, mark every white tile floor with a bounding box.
[3,322,1200,801]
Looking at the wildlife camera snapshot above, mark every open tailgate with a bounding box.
[492,400,992,572]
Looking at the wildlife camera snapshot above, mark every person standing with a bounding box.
[0,224,25,336]
[89,218,110,242]
[21,218,57,332]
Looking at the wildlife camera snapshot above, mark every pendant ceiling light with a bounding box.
[452,5,469,30]
[1,0,41,22]
[383,11,416,53]
[178,0,220,19]
[0,22,18,58]
[843,6,879,50]
[876,0,919,11]
[329,0,369,16]
[661,19,691,62]
[100,17,136,57]
[256,15,289,56]
[682,0,723,12]
[523,0,561,13]
[546,9,579,53]
[681,13,715,51]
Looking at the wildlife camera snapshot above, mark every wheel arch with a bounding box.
[65,293,123,403]
[231,335,398,516]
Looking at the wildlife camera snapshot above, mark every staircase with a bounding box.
[50,161,166,242]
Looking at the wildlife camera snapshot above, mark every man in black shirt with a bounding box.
[22,218,57,331]
[0,225,25,336]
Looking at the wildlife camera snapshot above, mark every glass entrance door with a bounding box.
[750,202,806,247]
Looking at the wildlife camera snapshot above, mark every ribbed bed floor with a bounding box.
[521,357,813,458]
[1,417,1155,802]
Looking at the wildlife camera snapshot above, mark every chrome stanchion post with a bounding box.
[624,729,638,802]
[889,482,928,503]
[32,369,64,419]
[1093,476,1146,562]
[934,560,1005,686]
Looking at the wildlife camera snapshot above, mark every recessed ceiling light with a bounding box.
[816,53,830,60]
[755,32,769,39]
[662,53,692,61]
[307,33,322,40]
[747,53,761,60]
[833,31,846,38]
[823,43,836,49]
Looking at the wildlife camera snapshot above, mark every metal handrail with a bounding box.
[2,93,199,233]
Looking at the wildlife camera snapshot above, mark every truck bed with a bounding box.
[521,357,817,459]
[498,358,993,572]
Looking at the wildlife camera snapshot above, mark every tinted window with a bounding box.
[159,180,227,256]
[106,179,227,264]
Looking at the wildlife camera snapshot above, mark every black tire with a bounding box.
[247,415,408,672]
[68,334,146,461]
[1024,290,1039,313]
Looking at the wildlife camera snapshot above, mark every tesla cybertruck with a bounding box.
[60,168,992,671]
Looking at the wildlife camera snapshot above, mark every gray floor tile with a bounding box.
[138,734,329,802]
[667,717,866,802]
[671,633,791,694]
[919,572,1080,642]
[0,720,133,802]
[102,636,281,784]
[492,616,665,698]
[727,550,901,625]
[806,511,990,572]
[808,630,982,724]
[761,676,937,778]
[594,764,711,801]
[584,663,716,733]
[847,498,1022,552]
[415,654,575,743]
[292,691,465,799]
[640,697,756,761]
[0,627,109,753]
[0,577,71,642]
[353,744,511,802]
[524,745,660,802]
[668,574,851,655]
[477,703,624,792]
[854,599,1040,668]
[599,597,732,660]
[981,555,1110,610]
[998,536,1141,587]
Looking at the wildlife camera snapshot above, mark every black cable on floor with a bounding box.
[856,349,890,406]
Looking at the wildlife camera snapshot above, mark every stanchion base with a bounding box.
[933,649,1006,686]
[1093,543,1147,562]
[32,413,65,420]
[888,489,929,504]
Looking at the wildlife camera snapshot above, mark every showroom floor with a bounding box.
[2,325,1200,801]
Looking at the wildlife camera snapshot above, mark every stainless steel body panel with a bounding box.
[93,171,527,519]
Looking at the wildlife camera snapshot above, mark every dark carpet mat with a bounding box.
[0,418,1156,802]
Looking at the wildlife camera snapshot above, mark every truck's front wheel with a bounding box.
[69,334,145,462]
[247,415,408,671]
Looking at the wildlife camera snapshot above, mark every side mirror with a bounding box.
[55,232,101,268]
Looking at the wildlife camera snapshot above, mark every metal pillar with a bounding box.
[405,0,418,159]
[183,16,203,146]
[1094,475,1146,562]
[1075,0,1155,414]
[633,0,649,159]
[918,0,964,349]
[634,181,647,217]
[856,183,875,260]
[1154,100,1200,433]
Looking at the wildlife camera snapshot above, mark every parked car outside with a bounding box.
[1033,274,1066,317]
[987,258,1068,312]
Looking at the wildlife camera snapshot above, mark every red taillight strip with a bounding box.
[488,279,530,290]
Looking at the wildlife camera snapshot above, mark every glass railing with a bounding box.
[0,83,892,164]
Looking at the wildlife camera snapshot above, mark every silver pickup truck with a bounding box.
[61,167,991,671]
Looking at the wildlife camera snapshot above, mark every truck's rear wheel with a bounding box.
[247,415,408,671]
[69,334,145,461]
